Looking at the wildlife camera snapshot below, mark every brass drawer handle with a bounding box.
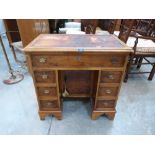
[108,74,114,80]
[42,74,48,79]
[39,57,47,63]
[46,102,52,106]
[103,102,109,106]
[111,57,119,64]
[44,89,50,94]
[105,89,112,94]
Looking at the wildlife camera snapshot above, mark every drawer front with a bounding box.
[31,54,125,68]
[34,71,56,83]
[98,86,118,97]
[37,87,57,96]
[40,100,59,110]
[96,100,115,109]
[100,71,122,83]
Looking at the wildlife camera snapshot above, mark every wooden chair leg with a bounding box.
[10,45,26,64]
[134,57,139,64]
[137,57,143,69]
[148,63,155,81]
[10,45,18,62]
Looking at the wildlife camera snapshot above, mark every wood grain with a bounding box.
[24,34,132,120]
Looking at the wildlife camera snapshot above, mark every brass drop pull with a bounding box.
[39,57,47,63]
[62,75,69,97]
[42,74,48,79]
[111,57,119,64]
[103,102,109,106]
[108,74,114,80]
[44,89,50,94]
[105,89,112,94]
[46,102,52,106]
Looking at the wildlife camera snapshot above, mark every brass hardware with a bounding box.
[111,57,119,64]
[62,89,69,97]
[44,89,50,94]
[39,57,46,63]
[42,74,48,79]
[103,102,109,106]
[76,48,84,61]
[105,89,112,94]
[46,102,52,106]
[108,74,114,79]
[62,75,69,97]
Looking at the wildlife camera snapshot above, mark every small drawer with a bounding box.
[96,100,115,109]
[98,86,118,97]
[37,87,57,96]
[40,100,59,110]
[31,54,125,68]
[34,71,56,83]
[100,71,122,83]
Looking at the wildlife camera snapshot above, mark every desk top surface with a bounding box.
[24,34,133,52]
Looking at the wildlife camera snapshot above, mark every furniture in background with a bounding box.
[3,19,23,64]
[98,19,122,34]
[3,19,21,43]
[135,19,155,36]
[0,32,24,84]
[17,19,50,47]
[48,19,56,33]
[98,19,121,32]
[114,19,155,82]
[3,20,27,74]
[24,34,132,120]
[98,20,111,30]
[59,19,99,34]
[3,19,51,72]
[81,19,98,34]
[55,19,68,33]
[115,20,122,31]
[118,19,136,43]
[4,19,155,83]
[59,21,83,34]
[124,20,155,82]
[108,20,118,34]
[4,19,116,46]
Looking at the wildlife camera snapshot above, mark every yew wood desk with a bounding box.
[24,34,133,120]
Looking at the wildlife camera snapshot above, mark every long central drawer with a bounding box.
[31,54,126,68]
